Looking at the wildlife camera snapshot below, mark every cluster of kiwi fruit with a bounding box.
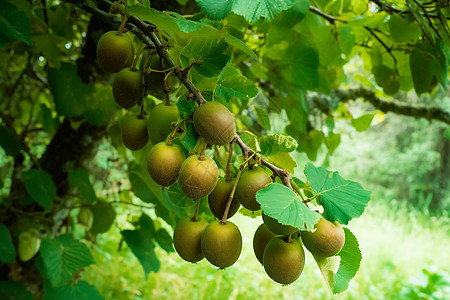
[97,19,346,286]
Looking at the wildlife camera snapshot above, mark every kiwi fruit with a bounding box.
[147,142,185,187]
[173,216,208,263]
[208,178,240,219]
[234,166,271,211]
[262,212,298,236]
[178,155,219,200]
[253,223,278,265]
[97,31,134,73]
[148,103,179,144]
[141,53,179,98]
[301,217,345,257]
[112,68,142,109]
[121,116,149,151]
[201,220,242,269]
[193,101,236,145]
[263,237,305,285]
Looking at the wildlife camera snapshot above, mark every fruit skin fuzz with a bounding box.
[301,217,345,257]
[147,142,185,187]
[178,155,219,200]
[96,31,134,73]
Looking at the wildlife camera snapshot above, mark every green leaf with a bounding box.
[196,0,233,20]
[180,122,200,151]
[23,169,56,211]
[89,201,116,235]
[258,134,298,156]
[287,44,319,89]
[155,228,174,253]
[40,235,95,287]
[128,163,160,204]
[121,214,160,278]
[0,224,16,263]
[176,98,197,119]
[215,64,258,102]
[48,63,92,117]
[83,84,118,126]
[32,33,62,68]
[351,113,375,132]
[297,130,324,161]
[43,280,104,300]
[0,281,33,300]
[389,15,421,43]
[325,133,341,155]
[333,228,362,293]
[266,152,297,174]
[0,125,20,156]
[232,0,296,23]
[304,163,372,225]
[256,183,321,230]
[224,34,257,58]
[68,168,96,204]
[41,104,60,135]
[0,0,32,47]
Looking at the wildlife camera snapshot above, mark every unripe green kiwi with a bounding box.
[262,212,298,236]
[253,223,278,265]
[178,155,219,200]
[18,228,41,262]
[77,207,93,230]
[148,103,179,144]
[113,68,142,109]
[173,216,208,263]
[97,31,134,73]
[301,217,345,257]
[234,166,271,211]
[193,102,236,145]
[121,116,149,151]
[147,142,185,187]
[201,220,242,269]
[141,53,179,98]
[263,237,305,285]
[208,178,240,219]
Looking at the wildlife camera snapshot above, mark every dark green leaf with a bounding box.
[0,224,16,263]
[43,280,104,300]
[176,98,197,119]
[68,168,96,204]
[180,122,200,151]
[89,201,116,235]
[287,44,319,89]
[0,0,32,47]
[224,34,257,58]
[0,280,33,300]
[23,169,56,211]
[215,64,258,102]
[232,0,296,23]
[304,163,372,225]
[40,104,60,135]
[48,63,92,117]
[0,125,20,156]
[128,163,160,204]
[83,84,118,126]
[155,228,174,253]
[121,214,160,278]
[256,183,321,230]
[351,113,375,132]
[40,235,94,287]
[258,134,298,156]
[196,0,233,20]
[188,39,230,77]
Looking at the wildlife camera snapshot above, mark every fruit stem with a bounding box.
[117,15,128,35]
[167,122,180,146]
[138,102,145,119]
[131,44,147,71]
[287,234,292,243]
[225,138,236,183]
[199,143,207,161]
[220,165,244,225]
[163,69,174,105]
[191,198,201,222]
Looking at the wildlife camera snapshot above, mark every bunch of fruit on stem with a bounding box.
[96,22,346,286]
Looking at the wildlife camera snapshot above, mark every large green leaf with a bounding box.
[389,15,421,43]
[266,152,297,174]
[196,0,233,20]
[215,64,258,102]
[68,168,96,204]
[0,281,33,300]
[313,228,362,294]
[176,98,197,119]
[48,63,92,117]
[83,84,118,126]
[89,201,116,235]
[0,225,16,263]
[256,183,321,230]
[258,134,298,156]
[0,125,20,156]
[40,235,95,287]
[43,280,104,300]
[23,169,56,211]
[287,44,319,89]
[154,228,174,254]
[232,0,296,23]
[128,163,160,204]
[121,214,160,278]
[0,0,31,47]
[304,163,372,225]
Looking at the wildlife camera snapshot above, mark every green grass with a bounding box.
[82,199,450,299]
